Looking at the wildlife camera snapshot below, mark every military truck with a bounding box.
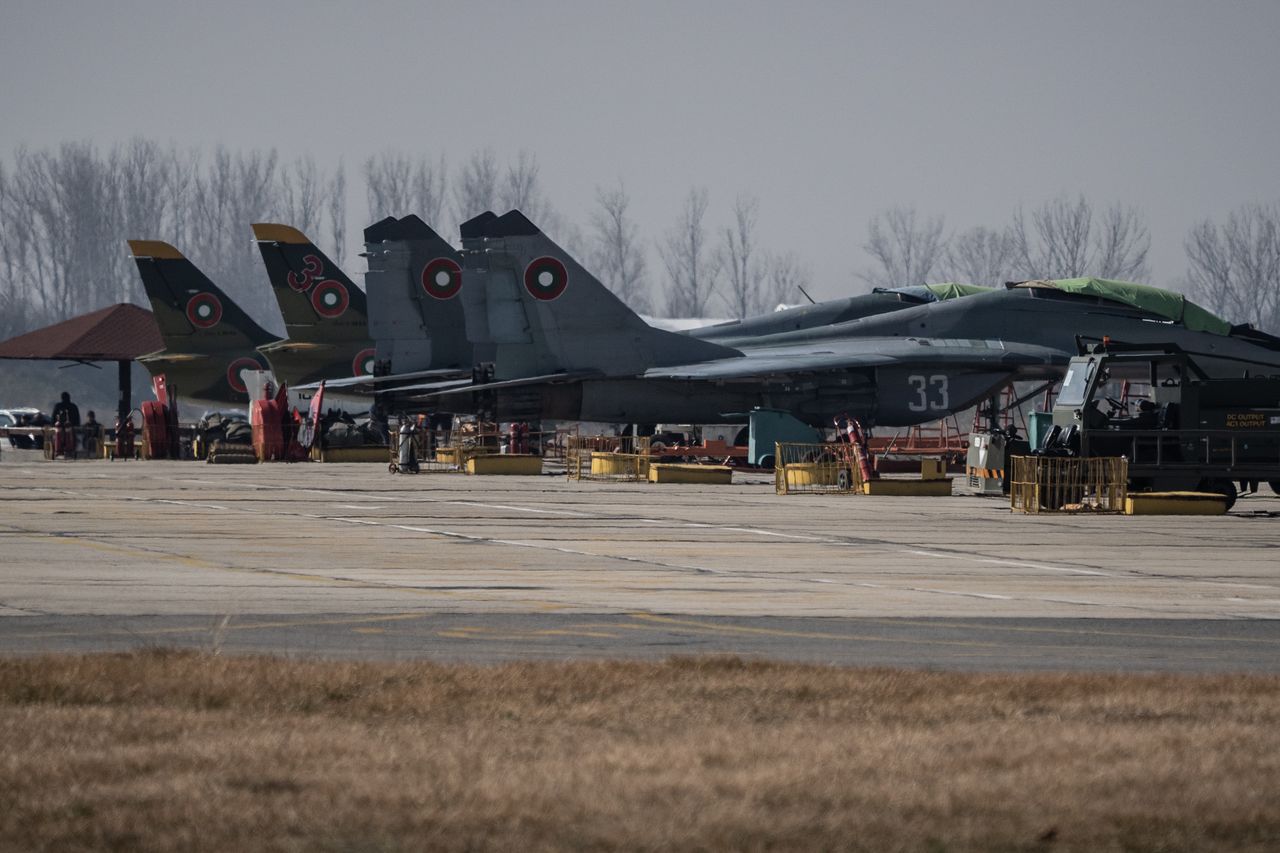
[1039,342,1280,508]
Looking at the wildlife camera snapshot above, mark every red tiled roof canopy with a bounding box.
[0,303,164,361]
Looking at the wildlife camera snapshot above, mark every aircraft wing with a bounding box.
[421,370,605,397]
[643,337,1067,381]
[258,340,334,353]
[136,351,208,364]
[294,367,471,394]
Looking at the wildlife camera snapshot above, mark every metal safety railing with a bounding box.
[1009,455,1128,514]
[1082,428,1280,474]
[566,434,651,481]
[774,441,865,495]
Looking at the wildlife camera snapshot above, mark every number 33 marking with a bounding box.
[907,374,949,412]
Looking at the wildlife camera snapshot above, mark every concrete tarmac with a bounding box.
[3,450,1279,671]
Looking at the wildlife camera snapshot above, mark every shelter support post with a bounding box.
[117,360,131,424]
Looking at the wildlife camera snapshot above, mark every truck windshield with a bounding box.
[1057,359,1095,408]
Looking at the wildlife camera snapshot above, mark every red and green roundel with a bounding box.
[186,293,223,329]
[352,347,376,377]
[523,256,568,301]
[310,279,349,318]
[421,257,462,300]
[226,356,261,394]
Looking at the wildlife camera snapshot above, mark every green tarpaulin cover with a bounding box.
[1015,278,1232,336]
[923,283,993,301]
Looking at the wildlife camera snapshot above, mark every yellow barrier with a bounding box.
[466,454,543,475]
[774,442,861,495]
[1009,456,1128,514]
[648,463,733,484]
[566,435,651,481]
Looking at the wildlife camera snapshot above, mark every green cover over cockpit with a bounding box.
[876,283,991,303]
[1012,278,1232,336]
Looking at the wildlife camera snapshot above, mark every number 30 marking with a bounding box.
[907,374,950,412]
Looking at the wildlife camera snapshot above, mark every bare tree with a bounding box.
[659,187,719,317]
[764,250,812,309]
[452,149,500,226]
[1009,194,1150,281]
[279,156,326,238]
[327,160,347,267]
[941,225,1017,286]
[365,150,448,233]
[859,207,946,290]
[717,195,768,319]
[589,181,649,312]
[499,151,547,218]
[1094,204,1151,280]
[186,146,283,327]
[0,140,353,342]
[1185,203,1280,332]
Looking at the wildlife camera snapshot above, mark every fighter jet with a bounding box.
[734,277,1280,380]
[401,211,1054,427]
[684,283,991,347]
[416,210,1280,428]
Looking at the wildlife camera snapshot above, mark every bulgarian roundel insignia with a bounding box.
[523,256,568,301]
[421,257,462,300]
[352,348,376,377]
[226,356,261,394]
[186,293,223,329]
[310,279,349,318]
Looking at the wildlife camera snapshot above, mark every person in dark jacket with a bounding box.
[51,391,80,427]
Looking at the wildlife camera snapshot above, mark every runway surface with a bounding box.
[3,450,1279,671]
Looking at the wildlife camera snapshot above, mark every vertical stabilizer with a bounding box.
[459,210,738,380]
[363,215,475,373]
[251,223,369,341]
[128,240,277,352]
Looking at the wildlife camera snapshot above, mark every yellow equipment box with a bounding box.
[466,454,543,476]
[1124,492,1227,516]
[862,478,954,497]
[648,463,733,485]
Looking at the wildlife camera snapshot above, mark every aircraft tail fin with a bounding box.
[459,210,738,379]
[128,240,276,354]
[251,223,369,341]
[363,214,474,374]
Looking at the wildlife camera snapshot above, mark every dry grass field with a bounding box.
[1,652,1278,852]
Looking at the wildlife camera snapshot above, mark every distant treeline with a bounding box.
[1,139,1276,347]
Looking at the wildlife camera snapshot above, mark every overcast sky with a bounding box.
[3,0,1278,303]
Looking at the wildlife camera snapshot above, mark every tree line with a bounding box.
[860,196,1280,333]
[1,140,1277,343]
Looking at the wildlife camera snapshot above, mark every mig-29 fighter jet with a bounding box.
[736,277,1280,381]
[412,210,1062,427]
[418,210,1280,427]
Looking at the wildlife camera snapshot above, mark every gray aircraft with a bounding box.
[404,211,1051,426]
[684,283,990,347]
[412,210,1280,428]
[733,277,1280,380]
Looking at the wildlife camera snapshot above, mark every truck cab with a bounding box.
[1044,342,1280,503]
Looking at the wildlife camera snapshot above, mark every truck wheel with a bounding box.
[1270,480,1280,497]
